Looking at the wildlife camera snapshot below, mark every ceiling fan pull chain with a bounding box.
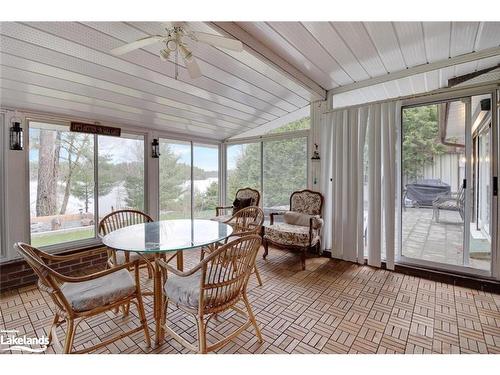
[175,49,179,80]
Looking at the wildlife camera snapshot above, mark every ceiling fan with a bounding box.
[110,22,243,79]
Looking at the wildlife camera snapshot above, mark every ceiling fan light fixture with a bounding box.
[110,25,242,80]
[159,49,170,61]
[166,39,177,51]
[179,44,193,61]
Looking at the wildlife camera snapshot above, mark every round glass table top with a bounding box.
[101,219,233,253]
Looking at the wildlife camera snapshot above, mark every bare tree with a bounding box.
[59,133,91,214]
[36,130,61,216]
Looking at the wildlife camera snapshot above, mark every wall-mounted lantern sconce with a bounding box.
[152,138,160,158]
[480,98,491,111]
[311,143,320,161]
[9,116,23,151]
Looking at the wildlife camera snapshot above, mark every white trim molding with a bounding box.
[329,46,500,96]
[228,105,310,140]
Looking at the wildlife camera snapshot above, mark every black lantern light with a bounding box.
[152,138,160,158]
[311,143,320,161]
[9,118,23,151]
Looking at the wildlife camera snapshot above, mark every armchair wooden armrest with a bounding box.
[269,212,285,225]
[308,217,323,247]
[36,247,105,262]
[310,216,324,230]
[156,237,256,279]
[216,205,233,216]
[156,257,201,278]
[53,259,140,283]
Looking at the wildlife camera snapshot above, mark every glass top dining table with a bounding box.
[101,219,233,253]
[101,219,234,346]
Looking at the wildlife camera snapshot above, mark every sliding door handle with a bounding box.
[493,176,498,197]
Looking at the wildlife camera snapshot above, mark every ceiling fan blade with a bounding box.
[182,55,202,79]
[192,31,243,52]
[110,35,164,55]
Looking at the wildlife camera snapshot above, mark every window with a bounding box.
[193,144,219,219]
[97,133,145,219]
[159,140,192,220]
[29,122,95,247]
[226,133,308,214]
[159,140,219,220]
[28,121,146,248]
[0,114,5,258]
[226,143,261,205]
[263,137,307,211]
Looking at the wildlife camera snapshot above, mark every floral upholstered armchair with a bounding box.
[263,189,324,270]
[213,187,261,222]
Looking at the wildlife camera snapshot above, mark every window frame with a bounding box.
[26,118,148,253]
[397,87,499,279]
[157,139,221,221]
[193,142,220,220]
[224,129,310,209]
[0,113,5,260]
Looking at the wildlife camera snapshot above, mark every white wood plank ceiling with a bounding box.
[0,21,313,140]
[1,22,500,139]
[237,22,500,109]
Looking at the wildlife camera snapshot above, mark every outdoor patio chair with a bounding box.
[213,187,260,222]
[263,189,324,270]
[202,206,265,285]
[156,235,263,354]
[15,243,151,354]
[98,209,155,279]
[432,185,465,223]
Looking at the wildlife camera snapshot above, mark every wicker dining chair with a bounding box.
[156,235,263,354]
[15,242,151,354]
[98,209,154,279]
[202,206,265,286]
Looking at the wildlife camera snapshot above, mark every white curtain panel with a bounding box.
[321,101,398,269]
[320,109,367,262]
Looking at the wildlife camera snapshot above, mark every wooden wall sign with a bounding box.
[70,122,121,137]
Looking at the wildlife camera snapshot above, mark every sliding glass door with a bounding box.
[400,94,495,275]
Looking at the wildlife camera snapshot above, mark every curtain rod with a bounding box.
[323,81,500,114]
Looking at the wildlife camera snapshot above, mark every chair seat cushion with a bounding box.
[61,269,136,312]
[164,272,202,308]
[264,223,320,247]
[284,211,322,228]
[164,269,232,308]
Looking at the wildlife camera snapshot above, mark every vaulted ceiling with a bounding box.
[235,22,500,109]
[1,22,499,140]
